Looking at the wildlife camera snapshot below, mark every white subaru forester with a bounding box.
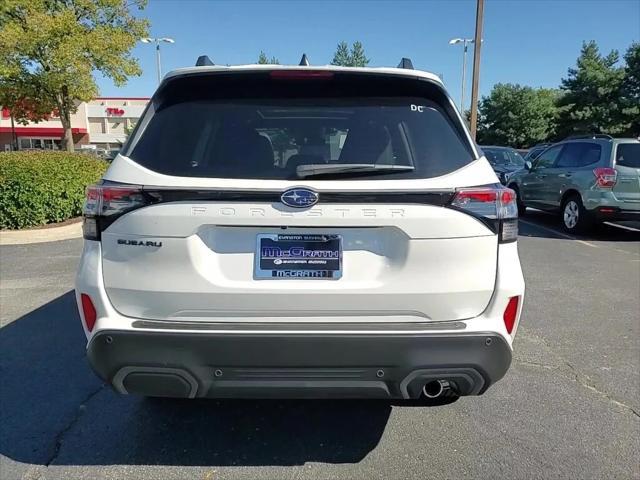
[75,58,525,402]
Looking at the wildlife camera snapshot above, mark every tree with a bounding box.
[620,42,640,135]
[0,77,54,150]
[0,79,53,125]
[331,41,370,67]
[556,40,626,137]
[331,41,351,66]
[0,0,149,151]
[123,121,137,144]
[349,41,370,67]
[257,51,279,65]
[476,84,559,148]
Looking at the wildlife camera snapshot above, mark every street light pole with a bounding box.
[461,41,467,114]
[469,0,485,141]
[141,37,175,84]
[156,42,161,84]
[449,37,474,114]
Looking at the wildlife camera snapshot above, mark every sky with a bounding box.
[96,0,640,111]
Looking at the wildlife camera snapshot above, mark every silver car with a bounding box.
[508,135,640,232]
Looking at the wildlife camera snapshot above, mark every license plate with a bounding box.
[255,234,342,279]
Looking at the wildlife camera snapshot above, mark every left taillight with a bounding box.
[83,184,148,240]
[593,167,617,188]
[449,185,518,243]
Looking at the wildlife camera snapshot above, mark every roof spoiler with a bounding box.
[397,57,414,69]
[195,55,214,66]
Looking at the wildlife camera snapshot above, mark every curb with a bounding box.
[0,220,83,245]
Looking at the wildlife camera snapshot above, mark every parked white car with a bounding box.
[75,58,525,401]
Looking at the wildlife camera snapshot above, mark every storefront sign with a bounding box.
[106,107,125,116]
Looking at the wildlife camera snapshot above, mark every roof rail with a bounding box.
[565,134,613,141]
[195,55,214,66]
[299,53,310,66]
[397,57,414,69]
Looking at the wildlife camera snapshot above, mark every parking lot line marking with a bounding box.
[575,239,598,248]
[604,222,640,232]
[613,247,639,255]
[519,219,599,248]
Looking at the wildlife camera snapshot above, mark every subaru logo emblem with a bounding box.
[281,188,319,208]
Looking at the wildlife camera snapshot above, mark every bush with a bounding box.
[0,151,108,229]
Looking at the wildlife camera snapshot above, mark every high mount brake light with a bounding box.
[269,70,335,80]
[593,167,617,188]
[450,186,519,243]
[82,184,147,240]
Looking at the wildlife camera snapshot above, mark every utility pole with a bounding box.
[469,0,484,140]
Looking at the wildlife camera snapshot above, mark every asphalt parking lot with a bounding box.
[1,212,639,480]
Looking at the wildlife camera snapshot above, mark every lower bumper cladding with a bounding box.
[87,330,512,400]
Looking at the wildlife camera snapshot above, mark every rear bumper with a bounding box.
[591,206,640,222]
[87,329,512,399]
[77,240,524,399]
[584,191,640,220]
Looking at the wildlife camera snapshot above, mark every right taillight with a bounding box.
[449,185,518,243]
[593,167,617,188]
[83,184,149,240]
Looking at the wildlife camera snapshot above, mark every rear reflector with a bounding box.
[80,294,97,332]
[503,296,519,334]
[270,70,334,80]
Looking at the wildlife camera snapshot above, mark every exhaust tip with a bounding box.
[422,380,451,399]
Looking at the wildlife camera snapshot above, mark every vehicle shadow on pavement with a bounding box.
[0,290,436,467]
[518,212,640,242]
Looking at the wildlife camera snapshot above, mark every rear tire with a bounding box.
[510,185,527,216]
[561,194,592,233]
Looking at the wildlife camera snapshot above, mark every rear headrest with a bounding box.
[213,124,274,174]
[338,120,391,164]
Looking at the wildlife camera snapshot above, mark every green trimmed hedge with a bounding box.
[0,151,108,229]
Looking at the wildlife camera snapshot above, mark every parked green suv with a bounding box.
[507,135,640,232]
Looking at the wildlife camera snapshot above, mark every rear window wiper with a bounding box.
[296,163,415,179]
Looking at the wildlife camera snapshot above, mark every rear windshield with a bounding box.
[482,148,525,168]
[616,144,640,168]
[525,146,546,161]
[128,92,474,180]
